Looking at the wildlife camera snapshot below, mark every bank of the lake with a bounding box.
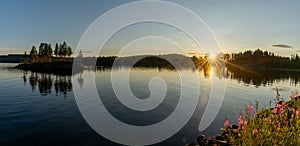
[15,62,84,75]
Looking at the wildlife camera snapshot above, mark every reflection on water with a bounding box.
[20,65,300,97]
[23,71,75,97]
[2,63,300,145]
[226,67,300,87]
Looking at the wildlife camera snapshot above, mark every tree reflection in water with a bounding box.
[198,63,300,87]
[25,72,73,97]
[226,66,300,87]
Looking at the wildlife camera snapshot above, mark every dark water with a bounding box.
[0,63,299,146]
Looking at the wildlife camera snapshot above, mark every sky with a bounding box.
[0,0,300,56]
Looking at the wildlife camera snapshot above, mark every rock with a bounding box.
[197,134,208,145]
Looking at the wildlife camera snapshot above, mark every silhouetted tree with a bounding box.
[45,43,53,62]
[66,46,73,57]
[57,41,72,59]
[29,45,39,63]
[253,49,263,56]
[54,43,59,57]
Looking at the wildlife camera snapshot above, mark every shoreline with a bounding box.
[15,62,84,75]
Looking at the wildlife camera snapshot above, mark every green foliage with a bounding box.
[228,91,300,145]
[28,41,73,63]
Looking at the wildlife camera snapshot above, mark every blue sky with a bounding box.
[0,0,299,56]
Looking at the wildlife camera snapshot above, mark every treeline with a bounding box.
[27,41,73,63]
[229,49,300,69]
[89,54,194,69]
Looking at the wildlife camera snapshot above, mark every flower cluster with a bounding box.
[227,91,300,145]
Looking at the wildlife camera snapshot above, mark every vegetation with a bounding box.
[228,49,300,69]
[29,46,39,63]
[226,90,300,145]
[29,41,73,63]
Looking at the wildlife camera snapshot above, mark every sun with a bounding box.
[209,53,216,60]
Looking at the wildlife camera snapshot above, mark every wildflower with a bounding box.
[247,104,254,112]
[238,114,243,125]
[243,120,248,125]
[273,108,277,113]
[278,108,284,114]
[224,119,230,127]
[281,101,286,107]
[238,133,241,137]
[296,110,300,116]
[252,129,259,135]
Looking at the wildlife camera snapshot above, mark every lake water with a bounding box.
[0,63,299,145]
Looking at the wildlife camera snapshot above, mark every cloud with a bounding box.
[271,44,292,48]
[0,48,25,51]
[188,52,197,55]
[0,48,26,55]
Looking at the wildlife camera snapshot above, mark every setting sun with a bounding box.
[209,53,216,60]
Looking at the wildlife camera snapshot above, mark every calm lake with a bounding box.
[0,63,299,146]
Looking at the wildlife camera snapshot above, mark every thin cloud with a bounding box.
[0,48,26,55]
[271,44,292,48]
[0,48,25,51]
[188,52,197,55]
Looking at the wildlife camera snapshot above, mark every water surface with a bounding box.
[0,63,299,145]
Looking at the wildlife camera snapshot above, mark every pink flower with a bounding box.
[243,120,248,125]
[278,107,284,114]
[238,133,241,137]
[273,108,278,113]
[224,119,230,127]
[296,110,300,116]
[282,101,287,107]
[252,129,259,135]
[247,104,254,112]
[238,114,243,125]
